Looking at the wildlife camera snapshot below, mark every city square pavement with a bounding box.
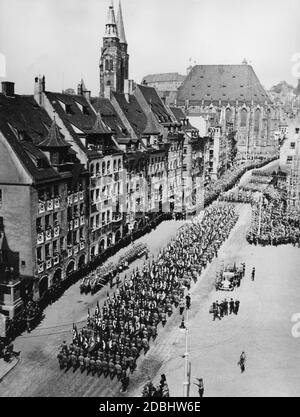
[129,204,300,397]
[0,219,185,397]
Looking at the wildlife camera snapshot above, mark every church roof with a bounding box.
[39,118,70,148]
[142,73,185,84]
[117,1,127,44]
[177,64,270,106]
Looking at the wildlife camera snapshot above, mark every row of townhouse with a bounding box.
[0,77,212,317]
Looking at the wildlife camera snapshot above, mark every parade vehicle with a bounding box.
[216,262,244,291]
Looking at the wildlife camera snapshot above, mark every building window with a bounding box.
[290,142,295,149]
[45,243,51,258]
[240,109,247,127]
[90,163,94,176]
[225,108,232,123]
[65,104,74,115]
[287,156,293,164]
[45,214,50,228]
[254,109,261,133]
[37,247,42,262]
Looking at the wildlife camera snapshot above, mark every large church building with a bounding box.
[143,63,281,160]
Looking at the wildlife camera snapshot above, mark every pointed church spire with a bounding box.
[105,0,118,38]
[117,1,127,44]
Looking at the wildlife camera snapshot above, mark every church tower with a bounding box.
[99,0,129,97]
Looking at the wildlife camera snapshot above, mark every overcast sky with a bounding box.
[0,0,299,96]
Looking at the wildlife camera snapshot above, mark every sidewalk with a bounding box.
[0,357,19,383]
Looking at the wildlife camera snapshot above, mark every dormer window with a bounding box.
[37,158,45,168]
[82,106,90,115]
[65,104,74,115]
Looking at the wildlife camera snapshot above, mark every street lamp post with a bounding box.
[183,308,190,397]
[258,194,263,237]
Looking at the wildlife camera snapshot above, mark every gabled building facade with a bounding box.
[0,82,89,316]
[34,76,126,260]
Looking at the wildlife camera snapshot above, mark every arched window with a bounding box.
[107,161,111,172]
[105,59,111,71]
[96,162,100,174]
[240,108,247,127]
[113,160,117,171]
[90,163,94,176]
[102,161,106,174]
[226,108,232,123]
[254,109,261,133]
[118,159,121,170]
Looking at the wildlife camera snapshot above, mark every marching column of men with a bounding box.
[57,203,239,391]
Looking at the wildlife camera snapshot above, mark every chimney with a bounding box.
[1,81,15,97]
[34,76,45,106]
[124,79,135,102]
[83,90,91,102]
[104,85,112,100]
[77,83,83,96]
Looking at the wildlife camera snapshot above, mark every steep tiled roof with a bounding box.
[143,109,161,136]
[112,92,147,137]
[90,112,111,135]
[0,93,60,183]
[177,64,270,106]
[136,84,174,124]
[39,118,70,148]
[45,91,97,152]
[169,107,197,131]
[169,107,186,122]
[91,97,128,138]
